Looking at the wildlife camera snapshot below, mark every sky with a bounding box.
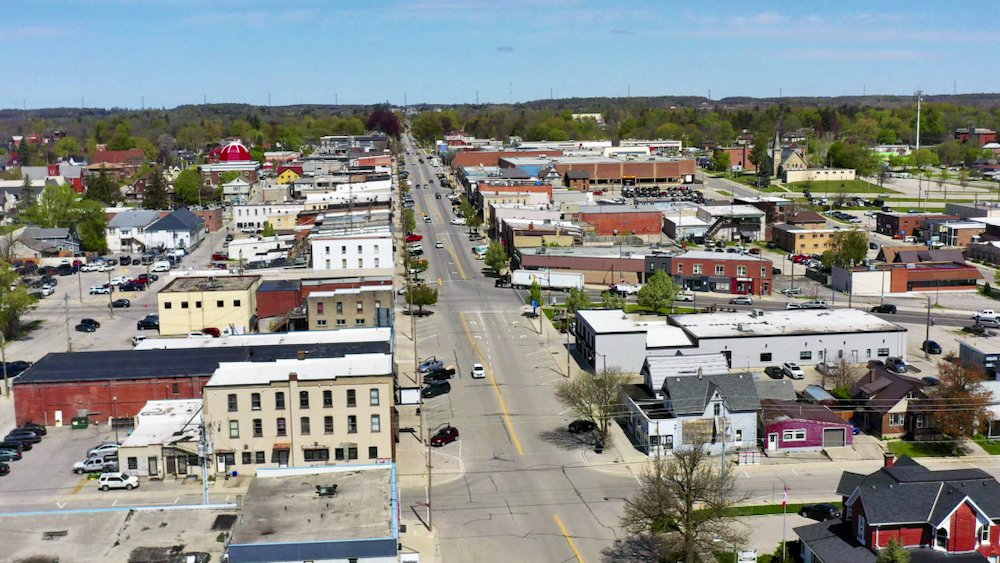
[1,0,998,110]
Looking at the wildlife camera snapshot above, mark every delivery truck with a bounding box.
[510,269,584,291]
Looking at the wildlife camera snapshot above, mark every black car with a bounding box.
[120,256,132,266]
[0,441,25,453]
[4,431,40,444]
[798,503,841,521]
[225,234,234,242]
[764,366,784,380]
[75,323,97,333]
[119,282,145,292]
[568,420,596,434]
[922,340,942,354]
[772,268,782,275]
[421,381,451,399]
[871,304,897,314]
[766,241,777,249]
[963,324,988,336]
[0,462,8,476]
[137,315,159,330]
[80,318,100,329]
[1,361,32,378]
[110,299,131,308]
[19,423,45,436]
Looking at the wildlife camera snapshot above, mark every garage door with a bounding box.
[823,428,846,448]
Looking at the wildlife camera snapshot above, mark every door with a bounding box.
[216,454,226,473]
[823,428,846,448]
[165,456,176,475]
[768,433,778,451]
[55,411,63,426]
[148,456,158,477]
[277,450,289,467]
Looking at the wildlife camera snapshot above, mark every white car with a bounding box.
[408,244,423,252]
[435,241,444,249]
[131,335,147,346]
[451,218,465,226]
[79,263,99,272]
[97,472,139,491]
[974,310,997,320]
[471,362,486,379]
[675,293,694,302]
[40,284,54,296]
[187,331,212,339]
[96,263,114,272]
[782,362,805,380]
[109,276,130,286]
[89,285,111,295]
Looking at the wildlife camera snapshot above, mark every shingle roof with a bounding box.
[662,371,759,415]
[147,208,203,232]
[23,227,70,240]
[565,170,590,179]
[788,211,826,224]
[108,209,162,229]
[761,399,852,426]
[849,367,927,415]
[794,520,876,563]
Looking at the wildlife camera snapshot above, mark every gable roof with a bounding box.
[794,519,876,563]
[761,399,851,426]
[849,367,927,415]
[147,208,203,232]
[276,166,303,176]
[754,379,798,402]
[644,353,731,395]
[661,371,760,415]
[788,211,826,224]
[108,209,162,229]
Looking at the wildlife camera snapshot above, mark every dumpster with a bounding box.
[71,417,89,429]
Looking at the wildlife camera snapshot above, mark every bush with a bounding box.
[830,385,852,400]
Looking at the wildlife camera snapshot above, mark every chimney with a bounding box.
[289,372,298,382]
[297,350,306,361]
[883,452,894,468]
[47,164,59,177]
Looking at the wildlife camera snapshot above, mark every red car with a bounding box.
[212,253,228,261]
[201,327,221,337]
[406,234,423,243]
[592,190,604,195]
[430,426,459,447]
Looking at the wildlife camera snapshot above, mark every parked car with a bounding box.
[97,472,139,491]
[419,357,443,373]
[75,323,97,333]
[89,285,111,295]
[922,376,941,387]
[406,234,423,243]
[886,357,909,373]
[0,462,7,476]
[964,324,989,336]
[5,429,41,443]
[110,299,130,308]
[109,276,131,286]
[74,457,118,474]
[0,448,21,462]
[729,296,753,305]
[450,218,465,226]
[471,362,486,379]
[780,287,802,296]
[80,318,100,329]
[421,380,451,398]
[87,442,121,458]
[202,327,221,337]
[136,315,159,330]
[1,361,33,378]
[764,366,784,380]
[568,420,596,434]
[676,293,694,302]
[922,340,942,354]
[430,426,459,447]
[816,361,838,376]
[0,440,28,452]
[974,310,996,320]
[799,503,841,521]
[135,273,157,283]
[782,362,805,379]
[131,335,147,346]
[803,300,828,309]
[871,304,896,314]
[187,331,212,339]
[867,359,886,369]
[772,268,782,275]
[785,303,806,310]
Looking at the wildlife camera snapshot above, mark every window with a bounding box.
[251,393,261,410]
[195,301,202,308]
[369,446,378,459]
[181,301,189,309]
[761,268,767,278]
[374,258,379,267]
[357,301,364,313]
[253,419,262,437]
[217,300,224,308]
[715,265,725,276]
[878,348,890,357]
[325,246,330,253]
[800,351,813,361]
[374,245,379,253]
[322,390,332,408]
[299,391,309,408]
[342,259,347,268]
[677,263,684,274]
[326,259,331,268]
[737,266,747,277]
[348,447,358,460]
[936,527,948,549]
[693,264,703,275]
[335,448,345,461]
[735,429,743,442]
[358,258,363,268]
[317,320,327,327]
[253,451,265,465]
[341,245,347,254]
[347,415,357,433]
[276,418,286,436]
[172,383,179,395]
[336,319,346,326]
[337,302,343,314]
[867,349,872,358]
[275,392,285,410]
[324,416,333,434]
[783,429,806,441]
[347,389,356,407]
[164,302,172,309]
[713,403,721,416]
[370,388,380,406]
[234,300,241,307]
[356,319,366,326]
[371,414,381,432]
[889,414,904,427]
[242,452,252,465]
[228,394,238,412]
[304,448,329,461]
[981,526,990,544]
[317,302,324,314]
[128,457,138,470]
[301,417,311,435]
[760,352,772,362]
[357,245,362,253]
[229,420,239,439]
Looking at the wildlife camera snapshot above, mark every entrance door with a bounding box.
[277,450,289,467]
[166,456,176,475]
[55,411,63,426]
[217,454,226,473]
[148,456,158,477]
[768,433,778,451]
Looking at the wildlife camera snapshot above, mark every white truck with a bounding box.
[614,283,644,296]
[151,260,171,272]
[510,269,584,292]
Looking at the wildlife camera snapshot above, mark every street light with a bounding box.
[713,538,737,563]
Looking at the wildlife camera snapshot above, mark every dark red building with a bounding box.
[876,212,959,237]
[956,123,997,147]
[570,205,664,238]
[670,250,772,295]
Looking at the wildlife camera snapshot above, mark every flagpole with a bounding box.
[782,483,788,561]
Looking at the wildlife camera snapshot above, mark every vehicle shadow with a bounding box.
[600,534,665,563]
[537,428,596,452]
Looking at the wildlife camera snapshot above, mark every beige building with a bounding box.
[118,399,204,481]
[157,275,262,336]
[772,224,838,254]
[307,287,394,330]
[783,168,857,183]
[202,354,395,476]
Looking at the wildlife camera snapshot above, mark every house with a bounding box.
[222,177,252,203]
[714,146,754,172]
[21,227,81,255]
[145,208,205,251]
[760,399,853,452]
[850,367,930,438]
[622,353,760,456]
[788,211,829,228]
[106,209,161,253]
[795,455,1000,563]
[275,166,303,185]
[956,122,998,147]
[564,169,591,190]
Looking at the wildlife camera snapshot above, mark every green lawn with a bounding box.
[888,440,965,458]
[974,436,1000,455]
[786,180,899,194]
[715,190,733,197]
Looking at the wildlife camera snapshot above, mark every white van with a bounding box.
[151,260,171,272]
[903,236,916,243]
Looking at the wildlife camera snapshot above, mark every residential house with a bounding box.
[222,177,253,203]
[275,166,303,185]
[106,209,162,254]
[564,170,591,190]
[850,367,930,438]
[145,208,205,251]
[760,399,853,453]
[21,227,81,254]
[795,455,1000,563]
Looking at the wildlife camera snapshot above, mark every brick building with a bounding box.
[669,250,772,295]
[713,146,754,171]
[564,170,591,190]
[570,205,664,239]
[90,148,146,175]
[876,212,958,237]
[772,224,837,254]
[191,208,225,232]
[451,150,563,169]
[956,122,997,147]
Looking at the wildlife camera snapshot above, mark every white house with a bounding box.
[233,203,305,230]
[106,209,162,253]
[222,177,252,203]
[145,208,205,251]
[311,229,392,271]
[226,235,293,263]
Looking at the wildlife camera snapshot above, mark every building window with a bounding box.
[371,414,381,432]
[342,259,347,268]
[858,516,866,545]
[370,388,380,406]
[348,447,358,460]
[324,416,333,434]
[317,302,324,314]
[981,526,990,544]
[326,259,331,268]
[336,319,346,326]
[335,448,345,461]
[800,351,812,360]
[374,245,379,253]
[300,391,309,408]
[760,352,772,362]
[715,265,725,276]
[867,349,872,358]
[693,264,703,275]
[347,389,356,407]
[128,457,138,470]
[242,452,252,465]
[347,415,357,433]
[761,268,767,278]
[337,302,343,314]
[356,319,366,326]
[358,258,363,268]
[275,392,285,410]
[677,263,683,274]
[341,245,346,254]
[316,320,327,327]
[936,527,948,549]
[276,418,286,436]
[229,420,239,438]
[713,402,721,416]
[255,451,265,464]
[304,448,329,461]
[369,446,378,459]
[889,414,904,427]
[357,301,364,313]
[172,383,179,395]
[357,245,362,253]
[251,393,261,410]
[253,419,262,437]
[228,394,238,412]
[737,266,747,277]
[181,301,189,309]
[217,300,224,308]
[374,258,379,267]
[321,390,332,408]
[301,417,311,435]
[783,429,806,441]
[878,348,890,357]
[234,300,241,307]
[164,302,172,309]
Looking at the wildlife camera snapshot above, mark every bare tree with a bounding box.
[619,445,751,563]
[825,359,864,389]
[554,366,632,446]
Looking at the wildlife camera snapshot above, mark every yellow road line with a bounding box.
[442,247,467,281]
[459,312,523,455]
[554,514,584,563]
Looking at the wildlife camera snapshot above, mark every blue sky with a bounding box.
[1,0,997,109]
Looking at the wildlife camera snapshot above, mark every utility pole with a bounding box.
[107,270,115,319]
[915,90,923,150]
[198,419,211,504]
[925,295,932,360]
[2,332,8,398]
[64,294,72,352]
[77,268,83,302]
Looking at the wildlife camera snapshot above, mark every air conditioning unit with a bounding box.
[243,444,249,450]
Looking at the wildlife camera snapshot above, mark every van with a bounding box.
[151,260,171,272]
[903,236,916,243]
[803,300,828,309]
[978,317,1000,329]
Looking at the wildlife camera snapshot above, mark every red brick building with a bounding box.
[452,150,563,169]
[713,146,754,171]
[550,158,696,186]
[876,212,959,237]
[571,205,664,238]
[956,123,997,147]
[256,277,395,321]
[192,208,224,232]
[90,148,147,175]
[669,250,772,295]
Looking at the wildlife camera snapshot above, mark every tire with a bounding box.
[75,468,83,474]
[125,484,134,490]
[101,485,110,491]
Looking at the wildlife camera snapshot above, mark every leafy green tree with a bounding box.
[749,133,772,187]
[54,136,81,159]
[173,168,204,205]
[484,241,508,272]
[77,199,109,252]
[601,289,626,310]
[467,214,484,232]
[821,230,867,268]
[555,367,632,445]
[565,288,592,316]
[220,171,242,185]
[407,256,429,277]
[142,167,170,210]
[20,184,108,251]
[637,270,679,312]
[526,279,542,307]
[875,538,911,563]
[712,151,731,173]
[261,222,275,237]
[459,196,475,220]
[405,284,438,315]
[85,168,119,206]
[107,121,134,151]
[0,263,38,338]
[403,209,417,233]
[412,113,444,144]
[17,176,36,214]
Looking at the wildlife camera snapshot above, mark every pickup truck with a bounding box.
[614,283,643,296]
[73,457,118,474]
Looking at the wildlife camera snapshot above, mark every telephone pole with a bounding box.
[64,294,72,352]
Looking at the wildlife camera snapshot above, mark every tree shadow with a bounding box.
[401,309,436,317]
[600,534,664,563]
[537,427,597,452]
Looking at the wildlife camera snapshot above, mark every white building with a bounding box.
[311,229,392,271]
[144,208,205,252]
[118,399,204,480]
[106,209,162,253]
[222,177,252,203]
[227,235,293,263]
[233,203,305,230]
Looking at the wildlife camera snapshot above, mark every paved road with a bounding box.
[398,137,639,563]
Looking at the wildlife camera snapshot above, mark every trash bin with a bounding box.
[71,417,89,429]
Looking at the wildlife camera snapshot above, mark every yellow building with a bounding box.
[156,275,262,336]
[202,354,395,475]
[276,167,302,185]
[267,213,299,232]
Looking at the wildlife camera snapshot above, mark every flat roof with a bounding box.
[575,205,664,215]
[121,399,202,448]
[879,211,953,218]
[735,196,791,203]
[518,245,650,259]
[699,204,766,217]
[160,275,260,293]
[676,250,773,262]
[671,309,906,339]
[135,328,390,351]
[206,354,393,387]
[646,325,696,348]
[231,465,393,545]
[308,287,393,298]
[664,216,711,227]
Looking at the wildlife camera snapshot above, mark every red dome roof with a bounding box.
[218,142,251,162]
